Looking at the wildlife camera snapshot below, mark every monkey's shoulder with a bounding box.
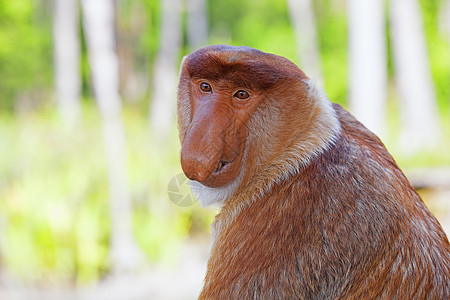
[201,103,450,299]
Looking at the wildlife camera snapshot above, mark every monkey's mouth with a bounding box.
[193,151,243,188]
[200,158,236,187]
[214,160,229,173]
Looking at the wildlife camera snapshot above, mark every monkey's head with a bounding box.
[178,45,339,206]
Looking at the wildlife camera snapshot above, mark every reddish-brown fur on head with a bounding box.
[179,46,306,186]
[177,45,450,299]
[178,45,337,205]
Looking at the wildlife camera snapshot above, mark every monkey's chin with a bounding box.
[190,161,244,207]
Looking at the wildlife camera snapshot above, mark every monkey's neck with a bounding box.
[214,81,341,237]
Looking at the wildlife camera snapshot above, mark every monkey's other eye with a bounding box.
[200,82,212,92]
[233,90,250,100]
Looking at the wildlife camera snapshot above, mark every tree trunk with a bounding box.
[116,1,148,102]
[439,0,450,42]
[390,0,441,153]
[53,0,81,126]
[81,0,144,275]
[286,0,323,85]
[187,0,209,51]
[347,0,387,137]
[149,0,182,139]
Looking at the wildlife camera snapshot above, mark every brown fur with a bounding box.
[177,45,450,299]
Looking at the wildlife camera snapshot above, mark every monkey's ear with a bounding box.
[177,55,192,144]
[180,55,188,70]
[178,55,190,80]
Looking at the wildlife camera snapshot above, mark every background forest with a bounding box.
[0,0,449,299]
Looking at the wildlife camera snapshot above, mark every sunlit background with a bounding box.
[0,0,449,299]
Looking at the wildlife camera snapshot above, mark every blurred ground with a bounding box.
[0,188,448,300]
[0,238,211,300]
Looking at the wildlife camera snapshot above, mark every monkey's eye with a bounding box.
[200,82,212,92]
[233,90,250,100]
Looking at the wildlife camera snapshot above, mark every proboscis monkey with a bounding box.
[177,45,450,299]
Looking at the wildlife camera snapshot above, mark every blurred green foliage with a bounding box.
[0,0,52,111]
[421,0,450,113]
[0,0,448,286]
[0,106,215,284]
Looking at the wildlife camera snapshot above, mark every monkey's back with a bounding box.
[200,104,450,299]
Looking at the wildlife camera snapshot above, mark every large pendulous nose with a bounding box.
[180,122,223,183]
